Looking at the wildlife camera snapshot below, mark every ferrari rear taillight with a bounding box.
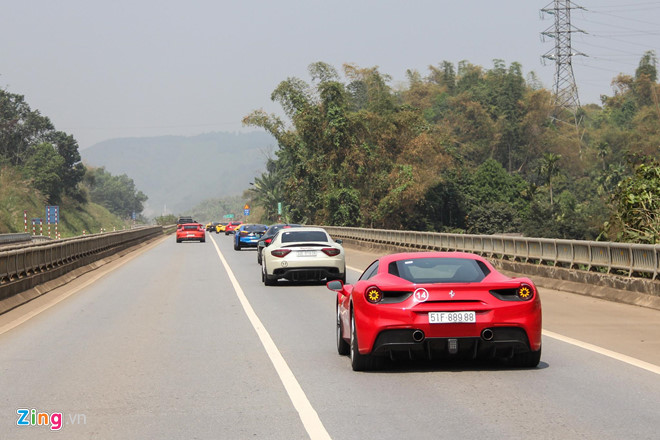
[321,248,341,256]
[365,286,383,304]
[516,283,534,300]
[271,249,291,258]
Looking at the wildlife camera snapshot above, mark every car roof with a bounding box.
[273,227,335,242]
[276,226,327,233]
[376,251,491,265]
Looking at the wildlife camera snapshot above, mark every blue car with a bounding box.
[234,224,268,250]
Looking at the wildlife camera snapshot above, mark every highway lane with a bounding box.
[0,233,659,439]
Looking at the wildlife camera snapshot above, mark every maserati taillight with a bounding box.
[322,248,341,256]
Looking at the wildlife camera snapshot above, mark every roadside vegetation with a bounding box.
[244,52,660,244]
[0,88,148,235]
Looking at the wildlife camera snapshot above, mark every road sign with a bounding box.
[46,205,59,224]
[244,209,250,216]
[223,214,235,219]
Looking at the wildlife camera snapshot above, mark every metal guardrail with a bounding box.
[321,226,660,280]
[0,233,33,245]
[0,226,164,288]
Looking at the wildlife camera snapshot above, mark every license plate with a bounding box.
[428,311,476,324]
[297,250,317,257]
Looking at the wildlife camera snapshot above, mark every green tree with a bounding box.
[0,89,54,166]
[84,167,148,218]
[21,143,65,203]
[539,152,562,205]
[609,157,660,243]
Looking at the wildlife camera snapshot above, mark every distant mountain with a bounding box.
[81,131,276,218]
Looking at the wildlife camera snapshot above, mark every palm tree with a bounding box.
[248,171,283,222]
[539,152,561,206]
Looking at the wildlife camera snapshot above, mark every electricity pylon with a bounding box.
[541,1,586,119]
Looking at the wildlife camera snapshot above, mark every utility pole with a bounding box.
[541,1,586,122]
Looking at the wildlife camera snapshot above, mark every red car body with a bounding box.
[328,252,542,371]
[224,221,243,235]
[176,223,205,243]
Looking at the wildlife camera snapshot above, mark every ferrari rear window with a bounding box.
[281,231,329,243]
[183,225,199,230]
[388,258,488,283]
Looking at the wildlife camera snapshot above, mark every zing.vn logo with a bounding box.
[16,408,86,431]
[17,409,62,431]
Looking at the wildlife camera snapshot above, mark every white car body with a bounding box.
[261,227,346,285]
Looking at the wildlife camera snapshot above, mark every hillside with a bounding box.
[0,167,130,236]
[81,131,276,218]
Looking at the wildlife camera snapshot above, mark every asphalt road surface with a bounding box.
[0,233,658,439]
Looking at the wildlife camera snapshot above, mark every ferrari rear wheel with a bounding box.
[511,346,542,368]
[350,312,376,371]
[337,305,350,356]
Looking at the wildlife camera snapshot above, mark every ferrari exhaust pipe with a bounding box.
[481,328,494,341]
[412,330,425,342]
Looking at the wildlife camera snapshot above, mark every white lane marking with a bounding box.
[348,266,660,375]
[0,235,169,336]
[543,330,660,375]
[210,236,332,440]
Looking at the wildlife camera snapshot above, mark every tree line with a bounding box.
[245,52,660,244]
[0,89,147,219]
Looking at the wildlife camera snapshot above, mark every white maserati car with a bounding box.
[261,227,346,285]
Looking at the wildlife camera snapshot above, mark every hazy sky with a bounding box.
[1,1,658,149]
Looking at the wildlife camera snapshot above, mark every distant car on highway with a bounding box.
[327,251,542,371]
[256,224,302,265]
[215,222,229,234]
[261,227,345,285]
[224,221,243,235]
[234,224,268,250]
[176,216,194,225]
[206,222,220,232]
[176,222,205,243]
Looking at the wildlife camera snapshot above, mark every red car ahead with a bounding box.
[176,223,205,243]
[327,252,542,371]
[224,221,243,235]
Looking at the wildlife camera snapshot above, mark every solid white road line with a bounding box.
[542,330,660,375]
[210,235,332,440]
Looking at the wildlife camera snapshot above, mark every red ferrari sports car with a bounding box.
[327,252,542,371]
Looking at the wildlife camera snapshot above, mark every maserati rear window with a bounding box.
[281,231,329,243]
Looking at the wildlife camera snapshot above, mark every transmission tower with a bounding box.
[541,1,586,116]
